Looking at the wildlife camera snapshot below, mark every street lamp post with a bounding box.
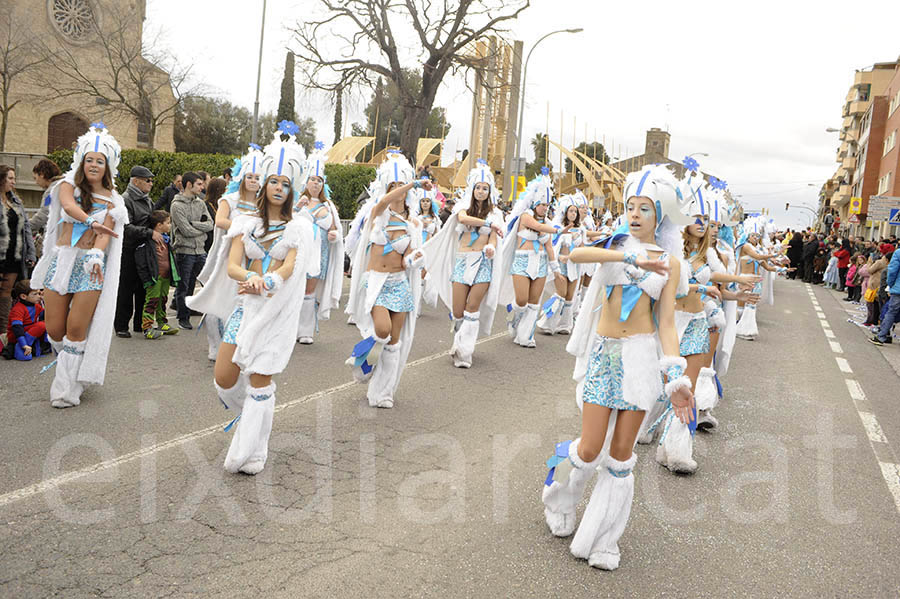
[511,28,583,195]
[250,0,267,145]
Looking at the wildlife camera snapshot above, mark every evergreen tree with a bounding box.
[276,53,296,129]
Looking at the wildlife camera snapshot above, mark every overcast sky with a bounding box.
[146,0,900,228]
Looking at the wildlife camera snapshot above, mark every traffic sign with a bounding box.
[849,214,859,224]
[868,196,900,221]
[850,197,863,214]
[889,208,900,226]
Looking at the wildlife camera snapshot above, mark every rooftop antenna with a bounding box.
[665,104,670,133]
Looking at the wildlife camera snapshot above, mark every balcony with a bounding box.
[853,71,874,88]
[832,186,852,207]
[837,142,849,159]
[842,156,857,170]
[847,100,868,115]
[842,115,853,129]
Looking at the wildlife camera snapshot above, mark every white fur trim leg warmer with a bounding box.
[570,453,637,570]
[542,439,601,537]
[557,301,574,334]
[537,294,563,335]
[657,410,697,474]
[367,342,402,408]
[50,337,86,408]
[297,293,317,342]
[514,303,540,347]
[735,303,757,338]
[451,311,479,368]
[224,382,275,475]
[214,375,246,412]
[506,304,525,338]
[695,367,718,411]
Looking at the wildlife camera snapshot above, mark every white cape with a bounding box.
[31,179,128,386]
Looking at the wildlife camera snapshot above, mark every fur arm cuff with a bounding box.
[549,260,560,274]
[658,355,687,373]
[665,376,691,398]
[82,248,105,275]
[405,249,426,269]
[483,243,496,257]
[262,272,284,293]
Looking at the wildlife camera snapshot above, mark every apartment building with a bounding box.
[875,66,900,237]
[825,61,898,236]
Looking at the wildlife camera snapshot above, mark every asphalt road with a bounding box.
[1,277,899,598]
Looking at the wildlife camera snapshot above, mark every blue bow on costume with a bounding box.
[544,440,572,486]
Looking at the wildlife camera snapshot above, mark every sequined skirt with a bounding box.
[583,337,641,411]
[678,311,710,356]
[222,305,244,345]
[43,250,105,294]
[451,252,493,285]
[510,250,548,280]
[366,272,415,313]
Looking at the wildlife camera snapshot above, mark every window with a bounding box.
[137,94,152,146]
[858,84,871,102]
[890,89,900,116]
[49,0,97,45]
[878,172,893,195]
[884,130,896,157]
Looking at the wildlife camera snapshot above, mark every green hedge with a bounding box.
[48,148,374,219]
[48,148,236,202]
[324,163,376,219]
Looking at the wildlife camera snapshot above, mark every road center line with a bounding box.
[0,331,508,509]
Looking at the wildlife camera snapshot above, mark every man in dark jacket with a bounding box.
[153,174,182,212]
[114,166,162,337]
[787,233,803,279]
[802,233,819,283]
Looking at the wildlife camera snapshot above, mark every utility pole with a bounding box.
[250,0,267,145]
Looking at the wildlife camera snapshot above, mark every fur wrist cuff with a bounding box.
[405,250,426,269]
[262,272,284,292]
[549,260,560,274]
[483,244,496,257]
[82,248,104,275]
[658,355,687,373]
[665,375,691,397]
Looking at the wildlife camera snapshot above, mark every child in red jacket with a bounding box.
[3,279,51,361]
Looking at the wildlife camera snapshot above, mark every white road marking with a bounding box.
[809,288,900,514]
[859,411,888,443]
[879,462,900,513]
[784,309,793,314]
[0,331,508,509]
[845,379,866,401]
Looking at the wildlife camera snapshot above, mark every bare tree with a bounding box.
[291,0,529,158]
[32,11,199,149]
[0,10,47,151]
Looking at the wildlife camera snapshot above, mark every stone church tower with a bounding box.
[3,0,175,154]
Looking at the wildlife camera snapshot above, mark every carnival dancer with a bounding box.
[541,164,694,571]
[188,121,318,474]
[31,123,125,409]
[414,184,442,309]
[346,152,429,408]
[344,181,380,325]
[537,194,585,335]
[422,159,504,368]
[296,142,344,345]
[196,143,265,361]
[734,220,779,341]
[497,168,561,348]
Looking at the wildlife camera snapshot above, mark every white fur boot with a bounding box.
[656,410,697,474]
[50,337,86,408]
[636,395,668,445]
[542,439,602,537]
[536,294,564,335]
[506,303,525,338]
[557,300,575,335]
[297,293,317,344]
[695,367,719,432]
[735,303,758,340]
[224,382,276,475]
[205,315,223,361]
[367,342,402,408]
[514,303,540,348]
[214,375,247,412]
[570,453,637,570]
[451,311,479,368]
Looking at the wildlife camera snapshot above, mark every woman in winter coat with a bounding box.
[0,165,37,332]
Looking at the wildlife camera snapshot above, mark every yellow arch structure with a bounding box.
[327,136,375,164]
[549,140,603,200]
